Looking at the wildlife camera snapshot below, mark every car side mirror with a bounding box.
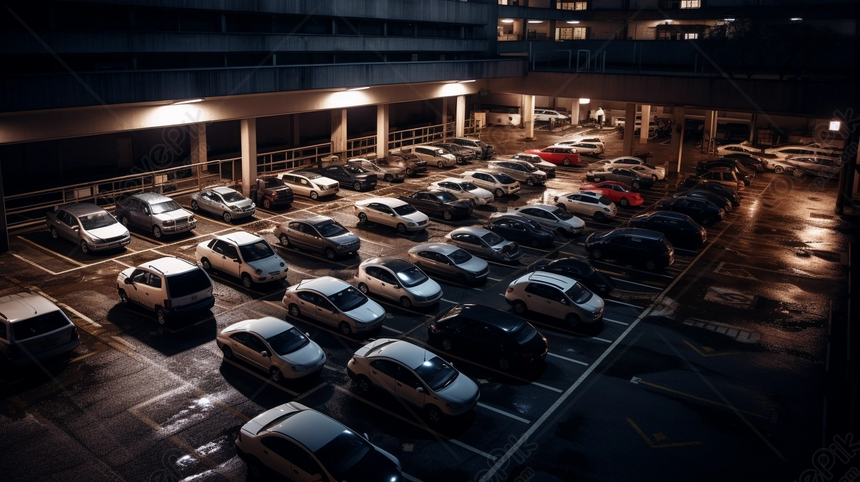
[124,278,132,285]
[260,350,270,358]
[234,258,241,263]
[416,386,424,393]
[394,284,401,289]
[72,226,80,231]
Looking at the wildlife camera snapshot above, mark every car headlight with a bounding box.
[231,205,241,211]
[255,269,263,275]
[408,222,416,226]
[291,365,307,372]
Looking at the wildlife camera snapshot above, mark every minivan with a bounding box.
[117,257,215,324]
[584,228,675,271]
[0,293,80,367]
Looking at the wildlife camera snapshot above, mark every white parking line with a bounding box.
[605,298,645,309]
[28,287,57,302]
[382,325,404,334]
[487,277,502,282]
[547,352,589,366]
[609,277,664,290]
[449,439,497,461]
[439,298,458,304]
[402,472,423,482]
[592,337,613,344]
[603,318,630,326]
[17,235,86,266]
[476,402,531,424]
[58,302,103,328]
[532,382,563,393]
[11,253,57,275]
[112,258,133,268]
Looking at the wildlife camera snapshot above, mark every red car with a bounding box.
[524,146,581,166]
[580,181,644,207]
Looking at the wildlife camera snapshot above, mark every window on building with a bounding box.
[680,0,701,8]
[556,27,588,40]
[557,1,588,10]
[684,32,698,39]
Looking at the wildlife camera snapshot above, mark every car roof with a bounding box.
[129,192,173,203]
[362,257,416,272]
[212,186,239,195]
[410,243,460,255]
[58,203,109,216]
[293,276,350,296]
[519,271,576,290]
[601,227,666,240]
[449,226,491,236]
[301,215,334,225]
[218,231,263,245]
[518,204,556,211]
[142,256,202,276]
[267,407,349,452]
[227,317,295,339]
[450,304,528,331]
[356,197,407,207]
[437,177,470,184]
[0,292,63,323]
[366,339,431,369]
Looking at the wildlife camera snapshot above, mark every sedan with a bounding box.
[355,257,443,308]
[428,178,494,206]
[407,243,489,284]
[347,158,407,182]
[484,214,556,249]
[282,276,386,336]
[672,189,733,213]
[354,198,430,234]
[552,140,604,156]
[494,204,585,236]
[190,186,255,222]
[217,317,326,381]
[115,193,196,239]
[656,196,724,226]
[553,191,617,220]
[444,226,523,263]
[721,153,769,172]
[688,181,741,207]
[275,215,361,259]
[629,211,707,249]
[196,231,288,288]
[585,168,654,190]
[695,160,754,185]
[397,191,473,221]
[46,202,131,253]
[235,402,402,481]
[580,181,644,207]
[529,257,614,295]
[628,163,667,182]
[313,164,378,191]
[510,153,557,178]
[524,146,581,166]
[347,338,481,423]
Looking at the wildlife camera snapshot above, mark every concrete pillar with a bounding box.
[703,109,717,154]
[622,102,636,156]
[376,104,390,159]
[568,98,581,126]
[190,123,207,188]
[639,105,651,144]
[0,157,8,253]
[749,114,757,143]
[455,95,466,138]
[441,97,449,140]
[331,108,347,157]
[522,94,535,141]
[670,106,686,174]
[836,125,860,214]
[240,118,257,198]
[292,115,300,146]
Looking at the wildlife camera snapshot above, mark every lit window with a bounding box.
[684,32,698,39]
[558,27,588,40]
[680,0,700,8]
[558,1,588,10]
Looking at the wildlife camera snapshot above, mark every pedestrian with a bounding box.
[596,107,605,130]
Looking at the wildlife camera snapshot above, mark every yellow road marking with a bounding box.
[626,418,702,448]
[682,340,739,357]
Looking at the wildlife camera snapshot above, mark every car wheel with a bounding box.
[437,161,444,168]
[324,247,336,260]
[566,313,581,328]
[594,211,606,221]
[279,234,290,247]
[563,158,572,166]
[530,238,541,248]
[499,358,511,371]
[118,289,129,305]
[288,304,301,318]
[396,223,407,234]
[632,181,641,189]
[774,165,784,174]
[221,345,233,359]
[310,191,319,200]
[594,176,603,182]
[156,307,167,325]
[152,225,162,239]
[494,188,504,198]
[245,456,265,480]
[339,322,352,336]
[556,203,568,211]
[50,227,59,239]
[190,200,199,211]
[358,212,368,224]
[443,210,453,221]
[79,241,89,254]
[262,198,272,209]
[512,300,527,315]
[356,375,371,393]
[357,282,369,294]
[591,249,603,260]
[406,168,415,176]
[527,177,536,186]
[241,274,252,289]
[645,260,657,271]
[620,198,630,207]
[441,338,453,351]
[269,367,282,383]
[353,181,362,191]
[792,168,804,178]
[120,216,129,227]
[701,217,715,227]
[399,297,412,309]
[384,174,393,182]
[200,258,213,271]
[222,212,232,223]
[425,405,442,425]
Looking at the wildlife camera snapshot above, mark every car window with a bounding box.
[524,282,552,299]
[266,327,309,355]
[238,240,275,262]
[230,332,250,345]
[396,266,428,288]
[147,274,163,289]
[329,286,367,312]
[10,310,71,341]
[413,356,457,391]
[166,269,211,298]
[131,269,148,283]
[297,291,318,305]
[247,334,267,352]
[150,200,182,214]
[377,269,397,284]
[260,436,295,460]
[448,249,472,264]
[392,203,418,216]
[453,233,479,245]
[370,359,400,378]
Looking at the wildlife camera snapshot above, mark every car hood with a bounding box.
[278,341,326,368]
[245,255,286,274]
[402,211,430,224]
[435,373,480,405]
[154,210,192,222]
[405,278,442,298]
[561,216,585,229]
[580,292,605,314]
[456,256,488,274]
[344,299,386,323]
[226,198,254,209]
[469,187,493,199]
[88,222,128,240]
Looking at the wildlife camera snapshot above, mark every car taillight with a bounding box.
[164,299,172,309]
[506,287,514,293]
[429,325,440,333]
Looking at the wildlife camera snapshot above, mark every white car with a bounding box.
[217,317,326,381]
[347,338,480,423]
[276,170,339,199]
[45,203,131,254]
[117,257,215,324]
[628,163,667,181]
[599,156,666,180]
[283,276,386,335]
[354,198,430,234]
[534,109,569,122]
[505,271,604,328]
[0,292,80,367]
[461,170,521,198]
[717,143,765,158]
[428,178,494,206]
[195,231,288,288]
[493,204,585,236]
[400,145,457,168]
[552,140,605,156]
[509,153,557,178]
[190,186,255,222]
[355,257,443,308]
[764,144,842,161]
[553,191,617,220]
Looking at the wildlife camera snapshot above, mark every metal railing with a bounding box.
[257,142,332,173]
[346,135,377,159]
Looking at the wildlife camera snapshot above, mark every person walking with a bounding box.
[596,107,605,130]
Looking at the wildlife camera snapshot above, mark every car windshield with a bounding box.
[11,310,71,341]
[643,164,658,169]
[396,266,429,288]
[509,321,538,345]
[480,231,504,246]
[221,191,245,203]
[265,327,309,355]
[393,203,418,215]
[314,220,349,237]
[552,208,573,220]
[435,191,458,203]
[493,173,517,184]
[80,212,117,230]
[239,241,276,262]
[264,178,287,188]
[301,172,322,180]
[565,283,593,304]
[150,201,182,214]
[414,356,458,391]
[330,286,368,312]
[521,163,537,172]
[461,182,479,191]
[314,430,373,480]
[448,249,472,265]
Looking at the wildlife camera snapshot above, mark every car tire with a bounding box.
[512,300,527,315]
[594,211,606,221]
[50,227,59,239]
[443,211,453,221]
[563,158,572,166]
[620,198,630,207]
[356,375,371,393]
[269,367,282,383]
[324,247,336,260]
[152,225,162,239]
[79,241,89,254]
[530,238,541,248]
[774,165,784,174]
[310,191,319,200]
[222,345,233,359]
[527,177,536,186]
[441,338,453,351]
[455,273,468,285]
[437,161,444,168]
[556,203,568,211]
[357,282,369,294]
[702,217,715,227]
[396,223,407,234]
[425,405,443,425]
[191,200,199,211]
[339,322,352,336]
[494,188,504,198]
[406,167,415,176]
[400,297,412,309]
[353,181,362,191]
[262,198,272,209]
[566,313,581,328]
[594,176,603,182]
[591,249,603,260]
[792,168,804,178]
[499,358,511,371]
[632,181,641,189]
[200,258,212,270]
[118,289,129,305]
[120,216,130,227]
[279,234,290,247]
[241,274,252,289]
[645,260,657,271]
[156,307,167,325]
[288,304,301,318]
[384,174,393,182]
[358,212,368,224]
[222,212,232,223]
[245,456,265,480]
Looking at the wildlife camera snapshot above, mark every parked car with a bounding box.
[310,164,377,191]
[190,186,256,222]
[378,152,427,177]
[276,171,339,200]
[407,243,489,284]
[196,231,288,287]
[672,189,733,212]
[486,160,547,186]
[580,181,644,207]
[115,193,196,239]
[461,170,521,198]
[576,136,606,149]
[438,141,481,161]
[283,276,386,335]
[657,196,724,227]
[552,140,604,156]
[217,317,326,381]
[429,142,471,164]
[450,137,494,160]
[688,181,741,207]
[528,257,614,295]
[0,292,80,367]
[783,155,841,178]
[510,152,556,178]
[523,146,581,166]
[235,402,402,481]
[445,226,523,263]
[533,109,569,122]
[428,178,494,206]
[484,214,556,249]
[695,160,754,185]
[428,304,548,370]
[598,156,666,180]
[397,191,473,221]
[629,211,707,249]
[628,163,668,182]
[505,271,604,328]
[584,228,675,270]
[347,338,480,423]
[275,215,361,259]
[721,153,769,172]
[347,158,407,183]
[682,167,744,191]
[717,142,765,158]
[765,144,842,160]
[355,257,443,308]
[553,191,617,220]
[495,204,585,236]
[354,198,430,234]
[398,146,457,168]
[116,257,215,324]
[250,177,294,209]
[585,167,654,190]
[46,202,131,253]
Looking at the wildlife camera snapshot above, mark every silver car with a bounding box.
[407,243,489,284]
[444,226,523,263]
[45,203,131,254]
[428,178,494,206]
[195,231,288,288]
[217,317,326,381]
[282,276,386,336]
[354,197,430,234]
[276,170,339,199]
[505,271,604,328]
[553,191,617,220]
[461,170,521,197]
[347,158,407,183]
[190,186,255,223]
[0,292,80,367]
[510,153,556,178]
[355,257,443,308]
[493,204,585,236]
[115,192,196,239]
[275,216,361,259]
[400,146,457,168]
[486,160,547,186]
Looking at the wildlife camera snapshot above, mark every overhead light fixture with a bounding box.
[501,19,514,24]
[527,20,544,24]
[566,20,581,24]
[724,18,735,22]
[790,17,802,21]
[664,19,673,23]
[458,80,475,83]
[580,98,590,104]
[829,121,841,131]
[173,98,204,105]
[347,87,369,91]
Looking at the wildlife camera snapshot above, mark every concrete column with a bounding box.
[703,109,717,153]
[639,105,651,144]
[455,95,466,138]
[240,118,257,198]
[836,125,860,214]
[292,115,300,146]
[0,157,8,253]
[622,103,636,156]
[441,97,449,140]
[749,114,757,143]
[331,109,347,157]
[190,123,207,188]
[568,99,581,125]
[670,106,686,174]
[376,104,390,159]
[522,94,535,141]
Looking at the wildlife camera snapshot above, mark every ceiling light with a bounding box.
[527,20,544,24]
[458,80,475,83]
[566,20,580,24]
[829,121,841,131]
[173,98,204,105]
[724,18,735,21]
[790,17,802,21]
[347,87,369,91]
[580,98,590,104]
[501,19,514,24]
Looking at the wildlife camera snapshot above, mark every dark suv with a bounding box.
[379,153,428,177]
[251,177,294,209]
[695,159,754,185]
[584,228,675,270]
[313,165,378,191]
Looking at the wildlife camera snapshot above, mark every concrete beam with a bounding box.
[0,158,7,253]
[240,118,257,198]
[456,95,466,138]
[331,109,347,156]
[376,104,389,159]
[639,105,651,144]
[523,94,535,141]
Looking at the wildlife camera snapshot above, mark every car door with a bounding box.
[450,232,485,257]
[362,266,386,297]
[131,199,151,229]
[606,235,633,263]
[135,270,162,310]
[523,283,568,318]
[311,294,339,327]
[244,333,272,370]
[490,219,522,242]
[125,268,152,308]
[369,202,395,226]
[211,239,240,275]
[55,210,80,243]
[455,321,496,359]
[369,358,400,394]
[258,436,296,478]
[393,365,428,409]
[279,440,326,482]
[295,291,321,322]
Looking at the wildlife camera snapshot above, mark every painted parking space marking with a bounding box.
[17,235,86,266]
[402,472,423,482]
[476,402,531,424]
[626,418,702,449]
[610,277,664,290]
[59,302,103,328]
[603,318,629,326]
[11,253,58,275]
[547,352,589,366]
[605,298,645,309]
[636,379,768,419]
